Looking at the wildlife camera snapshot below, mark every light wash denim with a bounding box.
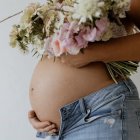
[36,78,140,140]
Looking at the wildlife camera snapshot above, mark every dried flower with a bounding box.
[7,0,139,83]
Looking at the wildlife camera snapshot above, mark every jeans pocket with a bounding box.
[84,94,125,123]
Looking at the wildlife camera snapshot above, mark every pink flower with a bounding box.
[45,21,97,56]
[62,38,81,55]
[81,26,97,42]
[95,17,110,41]
[59,23,70,40]
[51,21,83,56]
[52,39,66,57]
[51,31,67,57]
[44,36,54,58]
[66,21,80,38]
[74,31,88,49]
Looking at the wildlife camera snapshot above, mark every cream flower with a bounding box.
[36,4,50,19]
[63,0,74,5]
[9,25,19,48]
[112,0,131,18]
[72,0,105,24]
[55,11,65,30]
[20,3,40,24]
[44,11,57,36]
[32,35,45,54]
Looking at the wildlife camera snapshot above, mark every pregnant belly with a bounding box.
[29,56,118,129]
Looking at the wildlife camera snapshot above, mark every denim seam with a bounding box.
[136,108,140,129]
[122,97,128,140]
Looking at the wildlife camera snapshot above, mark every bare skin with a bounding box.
[28,0,140,135]
[29,58,118,130]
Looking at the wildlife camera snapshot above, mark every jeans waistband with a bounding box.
[79,78,139,114]
[60,78,139,117]
[57,78,139,138]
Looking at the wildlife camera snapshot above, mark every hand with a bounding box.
[60,51,92,68]
[28,110,59,135]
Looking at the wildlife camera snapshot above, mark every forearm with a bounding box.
[86,33,140,63]
[128,0,140,29]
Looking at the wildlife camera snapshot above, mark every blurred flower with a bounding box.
[9,25,19,48]
[95,17,111,41]
[8,0,138,83]
[72,0,105,23]
[112,0,131,18]
[9,0,132,57]
[20,3,40,24]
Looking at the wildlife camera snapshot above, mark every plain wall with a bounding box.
[0,0,140,140]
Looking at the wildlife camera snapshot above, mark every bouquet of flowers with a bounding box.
[5,0,140,83]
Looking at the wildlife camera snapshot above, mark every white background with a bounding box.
[0,0,140,140]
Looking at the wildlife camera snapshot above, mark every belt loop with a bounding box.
[79,98,87,115]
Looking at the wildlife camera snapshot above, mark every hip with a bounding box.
[36,78,140,140]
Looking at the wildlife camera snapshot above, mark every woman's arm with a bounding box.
[87,0,140,63]
[128,0,140,29]
[86,33,140,63]
[60,33,140,68]
[60,0,140,67]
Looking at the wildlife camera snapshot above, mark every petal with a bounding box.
[62,38,80,55]
[82,28,97,42]
[52,39,64,56]
[75,35,88,48]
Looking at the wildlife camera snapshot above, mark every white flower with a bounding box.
[55,12,65,30]
[72,0,105,24]
[62,5,73,12]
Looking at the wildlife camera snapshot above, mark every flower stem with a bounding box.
[0,7,68,24]
[0,10,23,23]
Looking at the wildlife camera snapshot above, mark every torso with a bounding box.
[29,18,135,129]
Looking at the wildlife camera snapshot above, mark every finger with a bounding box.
[28,110,36,118]
[30,117,52,129]
[38,124,56,132]
[47,128,59,135]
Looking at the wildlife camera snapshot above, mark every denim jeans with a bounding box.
[36,78,140,140]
